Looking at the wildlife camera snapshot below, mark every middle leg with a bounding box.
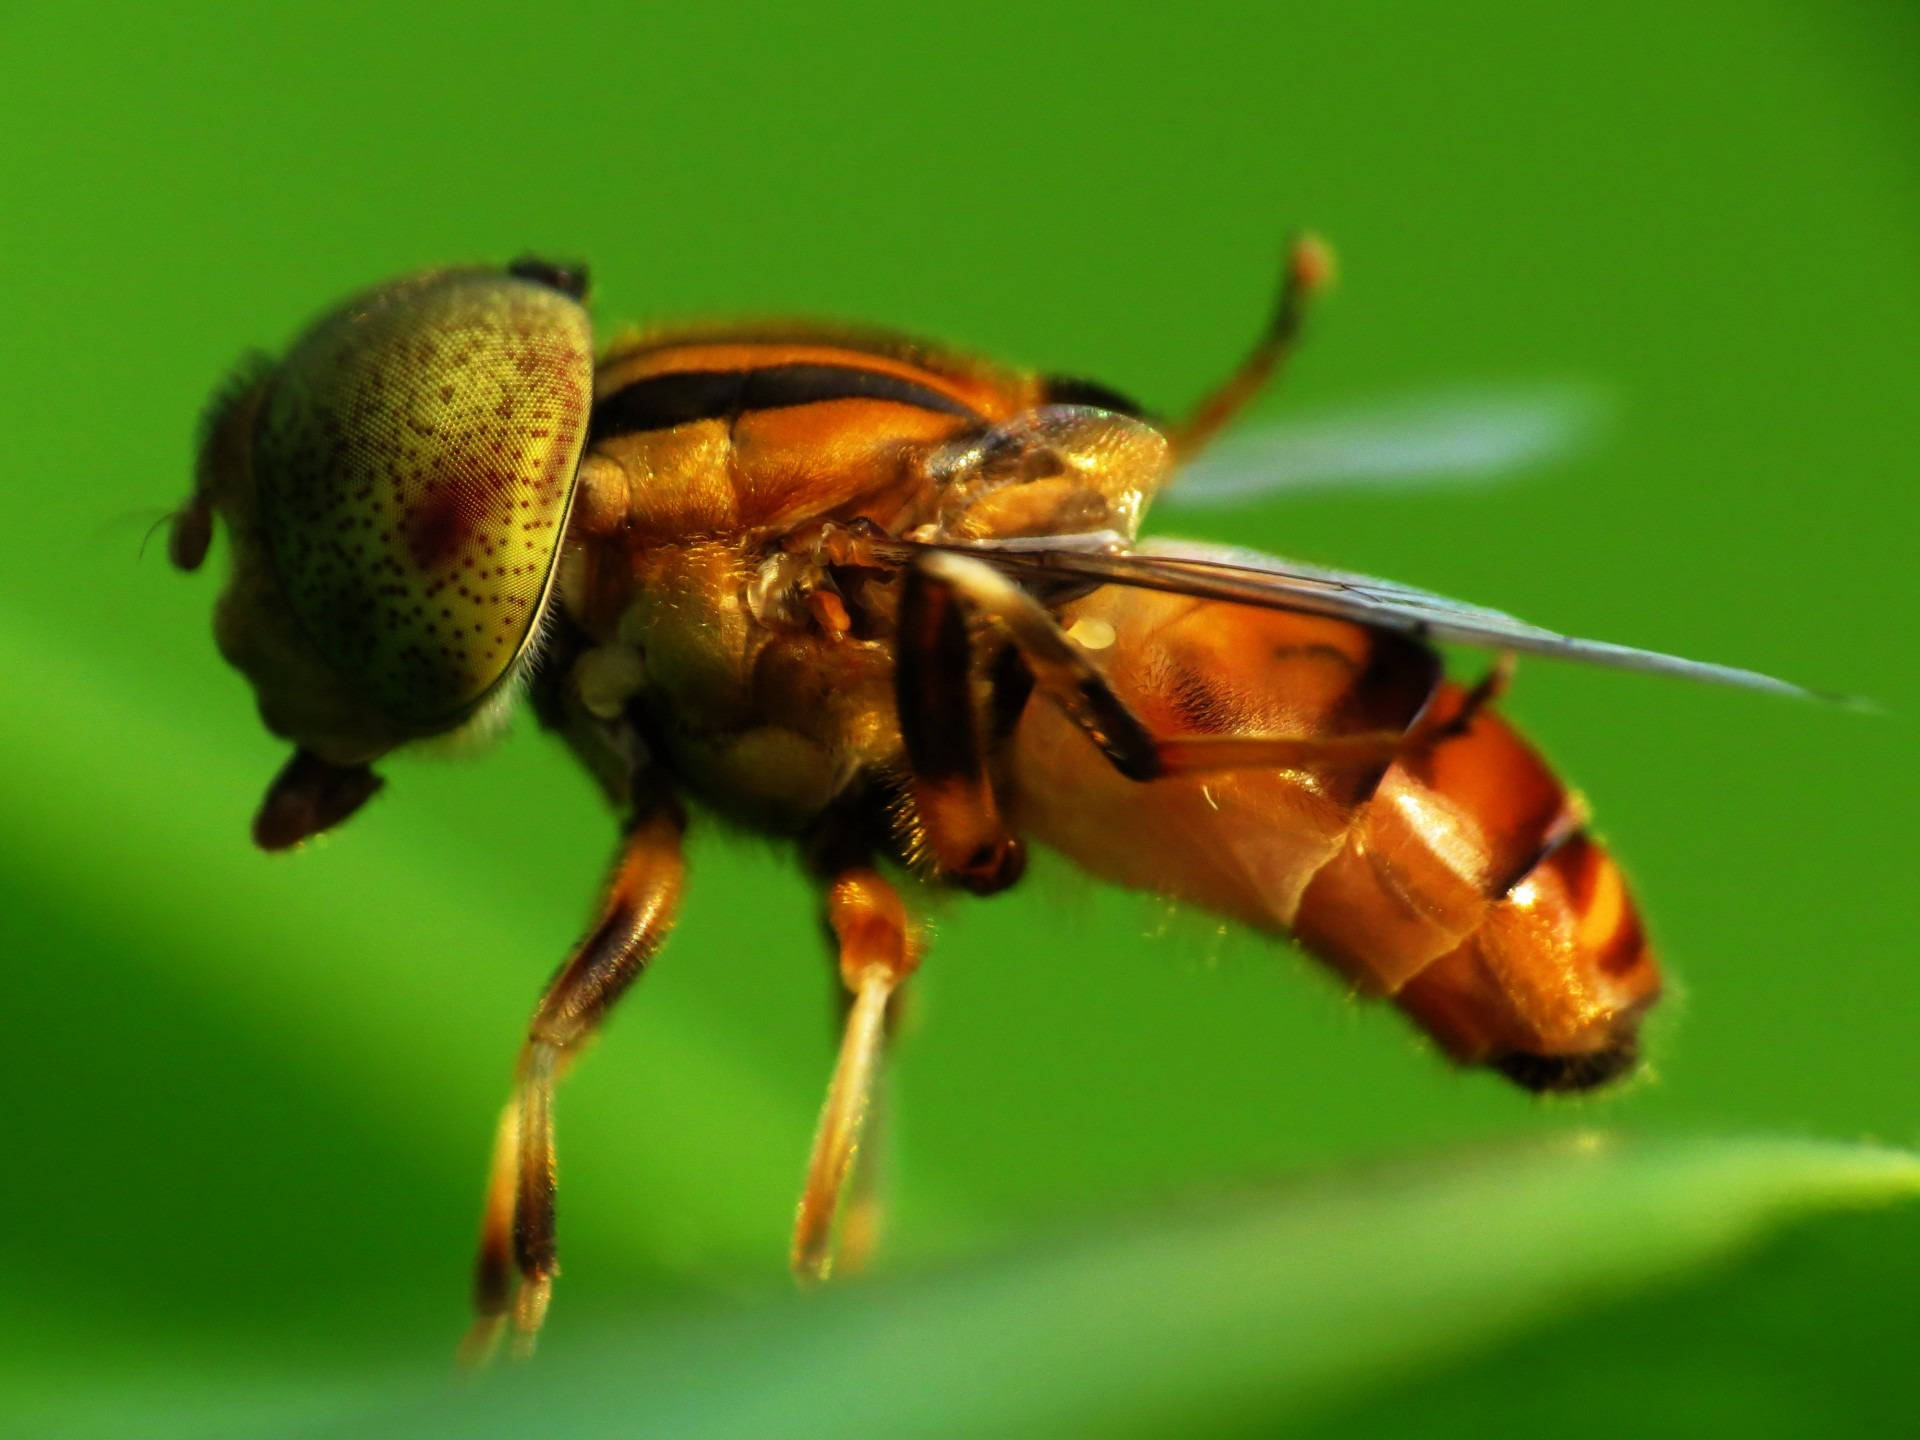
[791,866,920,1284]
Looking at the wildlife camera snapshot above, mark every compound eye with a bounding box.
[253,267,594,729]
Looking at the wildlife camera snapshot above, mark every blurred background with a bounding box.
[2,2,1915,1434]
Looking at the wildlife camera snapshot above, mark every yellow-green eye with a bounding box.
[249,266,593,729]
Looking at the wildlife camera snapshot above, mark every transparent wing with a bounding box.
[1161,381,1608,510]
[911,532,1833,702]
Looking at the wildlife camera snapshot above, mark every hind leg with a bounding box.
[901,550,1446,784]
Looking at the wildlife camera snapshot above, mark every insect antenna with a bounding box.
[1171,231,1337,461]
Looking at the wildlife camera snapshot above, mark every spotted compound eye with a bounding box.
[251,267,594,729]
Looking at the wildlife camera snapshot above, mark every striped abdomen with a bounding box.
[1009,585,1660,1090]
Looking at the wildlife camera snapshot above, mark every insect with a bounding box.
[169,240,1817,1360]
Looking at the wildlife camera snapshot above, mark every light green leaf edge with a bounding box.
[57,1133,1905,1440]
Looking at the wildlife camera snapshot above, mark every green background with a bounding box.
[2,2,1916,1435]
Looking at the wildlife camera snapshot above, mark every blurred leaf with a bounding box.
[4,5,1917,1436]
[1286,1202,1920,1440]
[38,1134,1910,1439]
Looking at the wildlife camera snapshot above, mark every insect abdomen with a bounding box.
[1009,587,1661,1090]
[1290,680,1658,1088]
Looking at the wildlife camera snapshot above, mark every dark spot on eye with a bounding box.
[406,487,478,571]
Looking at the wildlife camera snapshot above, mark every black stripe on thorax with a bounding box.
[1040,375,1146,418]
[591,362,982,442]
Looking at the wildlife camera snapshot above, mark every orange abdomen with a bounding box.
[1009,586,1660,1090]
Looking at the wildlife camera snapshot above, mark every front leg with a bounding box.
[461,799,687,1365]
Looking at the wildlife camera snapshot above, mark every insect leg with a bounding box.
[808,978,894,1281]
[833,1071,889,1277]
[1162,648,1511,774]
[911,550,1432,780]
[897,559,1027,892]
[792,867,919,1284]
[460,802,687,1366]
[1169,232,1336,462]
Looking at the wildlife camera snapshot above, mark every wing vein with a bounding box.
[898,535,1836,703]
